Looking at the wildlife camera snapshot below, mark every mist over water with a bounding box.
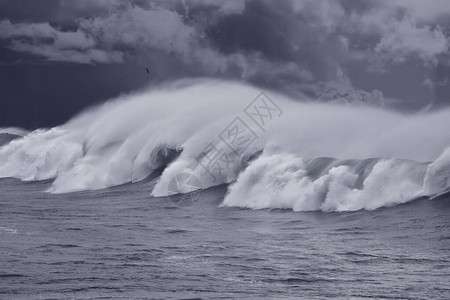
[0,80,449,212]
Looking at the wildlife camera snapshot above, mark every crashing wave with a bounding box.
[0,80,449,211]
[221,152,430,212]
[0,127,29,147]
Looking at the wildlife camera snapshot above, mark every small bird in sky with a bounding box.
[145,68,150,74]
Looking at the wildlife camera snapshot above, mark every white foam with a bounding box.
[222,152,428,212]
[0,127,29,136]
[423,147,450,195]
[0,79,448,209]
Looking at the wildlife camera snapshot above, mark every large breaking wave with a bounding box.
[0,80,449,212]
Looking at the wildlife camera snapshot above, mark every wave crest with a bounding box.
[0,80,449,211]
[221,152,432,212]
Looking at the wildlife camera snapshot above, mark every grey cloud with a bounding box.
[341,2,449,72]
[0,20,123,63]
[0,3,229,68]
[0,0,449,111]
[374,20,447,65]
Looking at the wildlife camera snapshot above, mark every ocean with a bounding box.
[0,80,449,299]
[1,178,449,299]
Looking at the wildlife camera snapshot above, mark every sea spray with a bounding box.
[0,80,449,211]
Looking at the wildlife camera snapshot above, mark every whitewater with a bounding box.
[0,80,449,212]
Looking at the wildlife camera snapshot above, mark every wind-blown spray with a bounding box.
[0,80,449,211]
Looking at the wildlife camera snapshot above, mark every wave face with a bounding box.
[0,80,449,211]
[221,153,430,212]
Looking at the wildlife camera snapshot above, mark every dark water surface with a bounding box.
[1,178,449,299]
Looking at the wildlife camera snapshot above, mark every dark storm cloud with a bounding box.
[1,0,448,80]
[0,0,449,128]
[204,0,351,91]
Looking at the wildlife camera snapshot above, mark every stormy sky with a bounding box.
[1,0,449,129]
